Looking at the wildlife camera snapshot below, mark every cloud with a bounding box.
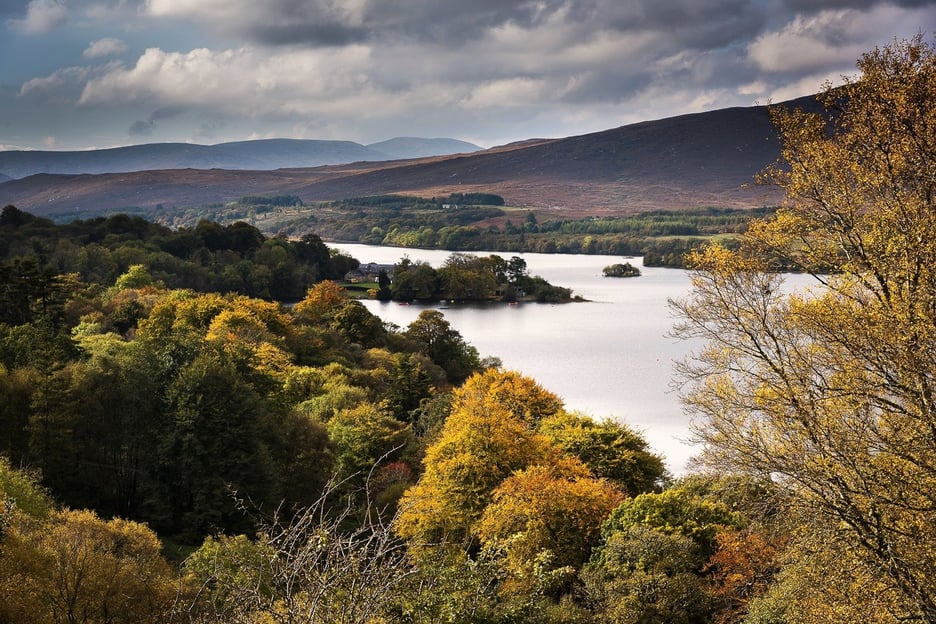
[79,46,378,116]
[0,1,30,18]
[748,10,865,73]
[5,0,936,150]
[8,0,67,33]
[749,4,936,75]
[83,37,128,58]
[19,65,92,96]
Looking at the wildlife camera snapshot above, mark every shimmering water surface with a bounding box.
[332,244,814,473]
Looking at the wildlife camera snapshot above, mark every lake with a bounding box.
[331,244,814,474]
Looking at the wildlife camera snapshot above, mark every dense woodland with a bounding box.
[2,37,936,623]
[0,206,575,306]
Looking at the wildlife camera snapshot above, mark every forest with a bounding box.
[1,37,936,624]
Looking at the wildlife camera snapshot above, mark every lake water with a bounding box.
[331,244,812,474]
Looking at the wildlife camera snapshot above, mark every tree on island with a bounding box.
[602,262,641,278]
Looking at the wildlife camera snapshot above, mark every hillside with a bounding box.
[0,96,820,219]
[0,137,483,180]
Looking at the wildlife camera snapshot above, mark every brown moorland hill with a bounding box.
[0,96,818,220]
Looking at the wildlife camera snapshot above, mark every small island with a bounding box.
[602,262,641,278]
[345,252,581,303]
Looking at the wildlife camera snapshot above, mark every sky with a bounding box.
[1,0,934,151]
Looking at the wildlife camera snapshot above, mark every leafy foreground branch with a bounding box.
[182,482,415,624]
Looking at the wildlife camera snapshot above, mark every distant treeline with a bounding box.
[127,194,772,268]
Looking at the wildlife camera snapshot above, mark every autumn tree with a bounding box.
[395,370,567,542]
[671,36,936,622]
[743,520,904,624]
[0,508,176,623]
[476,458,624,595]
[453,367,565,427]
[292,280,348,324]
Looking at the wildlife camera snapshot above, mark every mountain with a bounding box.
[0,96,820,219]
[0,137,479,180]
[366,137,482,160]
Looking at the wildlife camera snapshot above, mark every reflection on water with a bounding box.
[331,244,814,474]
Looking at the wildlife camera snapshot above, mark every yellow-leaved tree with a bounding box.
[395,368,634,609]
[477,458,624,594]
[0,508,176,623]
[394,370,560,548]
[672,36,936,622]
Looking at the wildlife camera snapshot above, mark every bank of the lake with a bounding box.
[330,244,697,472]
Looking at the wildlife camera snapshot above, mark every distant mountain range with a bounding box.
[0,137,483,180]
[0,96,821,219]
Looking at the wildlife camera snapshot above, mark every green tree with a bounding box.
[326,402,417,502]
[391,259,439,301]
[671,36,936,622]
[328,301,386,348]
[538,411,667,495]
[404,310,480,383]
[113,263,154,290]
[159,349,276,537]
[507,256,528,286]
[383,353,435,424]
[0,455,52,520]
[0,365,40,463]
[582,525,713,624]
[437,253,498,301]
[602,262,640,278]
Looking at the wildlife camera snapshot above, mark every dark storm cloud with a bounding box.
[190,0,767,52]
[127,106,187,136]
[147,0,930,53]
[220,0,571,46]
[604,0,769,50]
[224,0,372,46]
[128,119,153,135]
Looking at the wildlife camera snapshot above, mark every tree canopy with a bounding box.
[672,35,936,623]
